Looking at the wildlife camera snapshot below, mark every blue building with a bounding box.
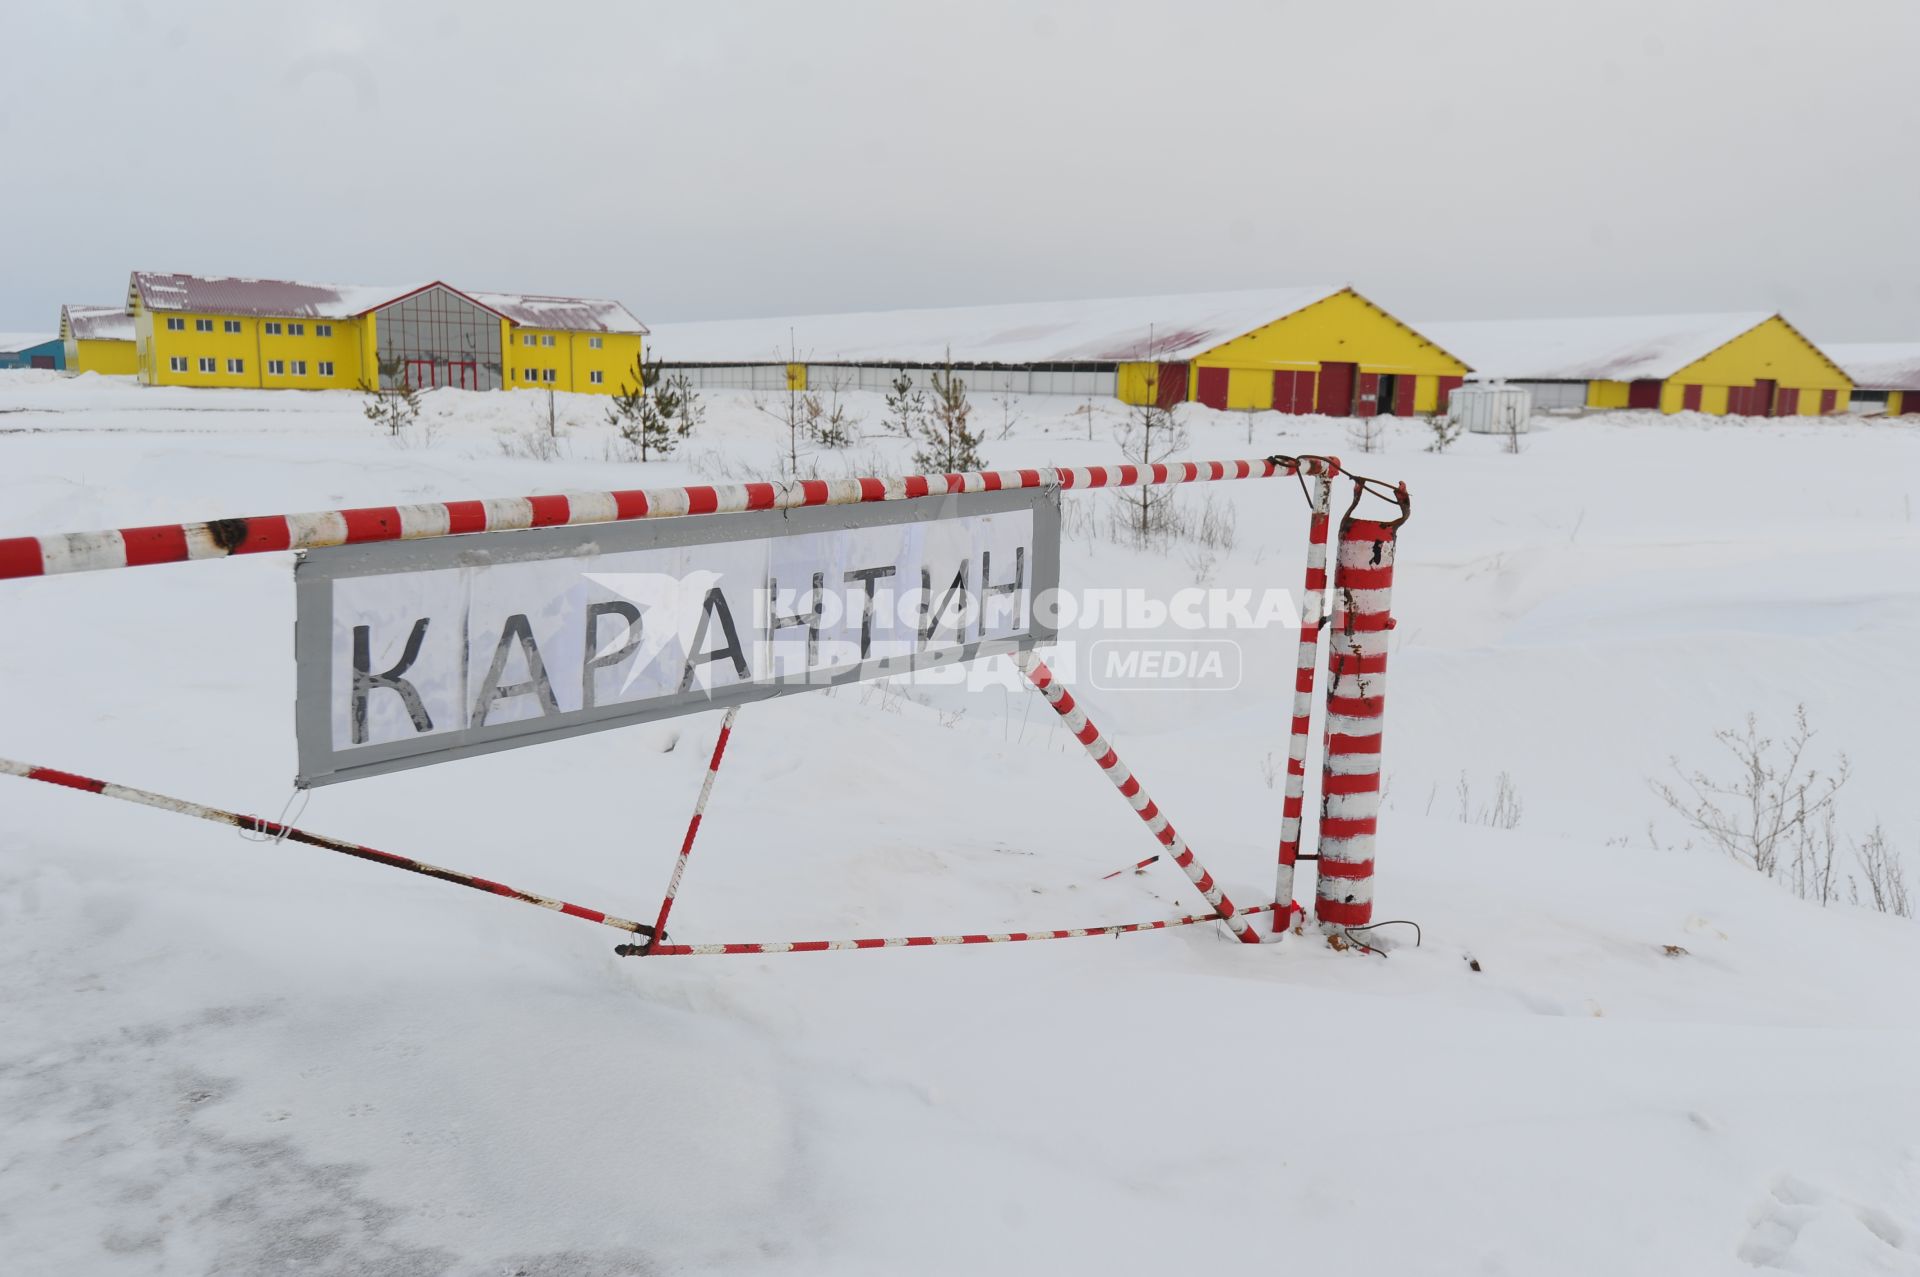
[0,334,65,370]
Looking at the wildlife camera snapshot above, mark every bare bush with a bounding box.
[1344,414,1385,454]
[1854,825,1913,918]
[1456,771,1523,829]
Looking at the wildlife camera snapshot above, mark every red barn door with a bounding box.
[1195,366,1229,410]
[1354,372,1382,418]
[1820,389,1837,415]
[1682,384,1703,411]
[1627,380,1662,409]
[1436,375,1463,411]
[1317,362,1356,416]
[1392,376,1417,416]
[1775,387,1799,416]
[1753,380,1777,417]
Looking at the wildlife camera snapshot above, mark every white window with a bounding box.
[543,368,556,383]
[588,336,603,349]
[224,319,242,333]
[522,368,536,381]
[315,324,332,338]
[522,334,536,347]
[288,322,305,336]
[197,356,217,373]
[195,318,214,333]
[227,358,244,374]
[318,360,334,377]
[542,334,555,347]
[168,355,188,372]
[290,360,308,376]
[265,321,282,335]
[166,317,185,331]
[589,369,604,385]
[267,359,286,376]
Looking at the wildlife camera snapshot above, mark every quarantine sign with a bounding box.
[292,488,1059,785]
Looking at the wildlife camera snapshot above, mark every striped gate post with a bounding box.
[1274,466,1336,929]
[1314,512,1399,929]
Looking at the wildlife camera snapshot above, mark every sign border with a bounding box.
[294,486,1061,787]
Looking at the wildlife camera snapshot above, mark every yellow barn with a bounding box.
[648,287,1468,416]
[60,304,139,375]
[126,272,646,395]
[1423,313,1852,416]
[1821,343,1920,417]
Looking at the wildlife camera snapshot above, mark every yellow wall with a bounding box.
[72,339,138,375]
[502,328,643,395]
[1193,290,1467,376]
[1116,362,1160,405]
[1587,380,1632,408]
[142,311,366,389]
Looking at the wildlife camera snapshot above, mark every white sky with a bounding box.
[3,0,1917,339]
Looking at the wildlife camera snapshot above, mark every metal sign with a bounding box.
[294,488,1060,786]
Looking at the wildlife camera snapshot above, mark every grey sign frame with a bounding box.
[294,486,1060,787]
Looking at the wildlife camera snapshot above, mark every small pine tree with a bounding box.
[362,357,422,436]
[884,370,926,437]
[606,354,675,460]
[667,371,703,438]
[1116,362,1189,543]
[913,351,986,473]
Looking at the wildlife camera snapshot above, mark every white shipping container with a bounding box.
[1449,382,1533,434]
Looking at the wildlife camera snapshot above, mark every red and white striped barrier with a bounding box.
[0,457,1336,580]
[647,705,738,945]
[1276,466,1337,915]
[0,757,656,939]
[1016,651,1270,944]
[1315,514,1399,929]
[643,902,1284,956]
[1099,853,1160,880]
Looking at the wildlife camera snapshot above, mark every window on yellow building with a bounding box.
[195,319,213,332]
[319,361,334,377]
[543,368,556,382]
[197,357,216,373]
[227,358,244,374]
[522,368,536,381]
[590,370,604,384]
[166,317,185,331]
[169,356,188,372]
[288,323,305,336]
[589,336,603,349]
[542,335,555,348]
[224,320,242,333]
[291,360,308,376]
[316,324,332,338]
[267,359,285,376]
[265,322,282,335]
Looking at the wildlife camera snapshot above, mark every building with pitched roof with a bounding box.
[650,286,1469,416]
[60,305,137,375]
[125,272,647,394]
[1820,343,1920,416]
[0,334,64,370]
[1420,313,1852,416]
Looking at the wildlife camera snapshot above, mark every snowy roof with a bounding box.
[0,333,59,355]
[1820,342,1920,391]
[467,291,648,335]
[129,271,432,320]
[1418,312,1775,381]
[648,286,1354,366]
[61,304,134,342]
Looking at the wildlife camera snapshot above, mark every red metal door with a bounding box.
[30,355,54,370]
[1436,375,1463,412]
[1820,389,1837,415]
[1154,362,1188,409]
[1195,366,1229,410]
[1628,380,1662,409]
[1725,386,1746,416]
[1354,372,1381,418]
[1753,379,1777,417]
[449,361,477,390]
[1775,387,1799,416]
[1317,362,1356,417]
[1273,370,1296,415]
[405,359,434,389]
[1682,384,1703,411]
[1392,376,1417,416]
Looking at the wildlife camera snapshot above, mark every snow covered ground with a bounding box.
[3,370,1918,1275]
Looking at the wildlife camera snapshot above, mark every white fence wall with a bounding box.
[662,364,1118,398]
[1513,381,1588,411]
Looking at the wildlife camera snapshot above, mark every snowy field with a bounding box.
[3,370,1919,1275]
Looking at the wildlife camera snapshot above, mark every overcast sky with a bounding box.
[4,0,1917,339]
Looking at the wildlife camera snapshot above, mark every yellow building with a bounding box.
[1821,343,1920,417]
[1424,313,1852,416]
[648,286,1469,415]
[126,272,646,394]
[60,304,139,375]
